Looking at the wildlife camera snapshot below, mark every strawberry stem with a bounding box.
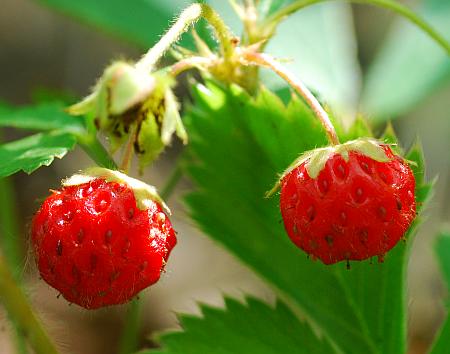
[0,254,59,354]
[78,134,118,169]
[120,123,138,174]
[117,299,142,354]
[170,56,215,77]
[242,51,340,145]
[136,3,235,72]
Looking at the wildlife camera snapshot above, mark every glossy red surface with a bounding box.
[280,146,416,264]
[31,178,176,309]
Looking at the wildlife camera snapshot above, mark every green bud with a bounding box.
[68,61,188,172]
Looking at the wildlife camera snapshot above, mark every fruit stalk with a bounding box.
[242,51,340,145]
[170,56,214,77]
[117,299,142,354]
[136,3,235,72]
[78,134,118,169]
[120,123,138,172]
[0,254,59,354]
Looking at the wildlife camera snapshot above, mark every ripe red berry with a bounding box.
[31,168,176,309]
[278,139,416,265]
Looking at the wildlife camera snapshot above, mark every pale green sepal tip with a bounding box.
[67,61,156,117]
[266,138,393,197]
[62,167,170,214]
[67,92,97,115]
[161,89,184,145]
[104,62,156,115]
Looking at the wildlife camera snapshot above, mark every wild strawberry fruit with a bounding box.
[273,138,416,265]
[31,168,176,309]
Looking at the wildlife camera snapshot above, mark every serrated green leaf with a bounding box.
[0,101,85,135]
[429,231,450,354]
[334,115,372,142]
[183,81,432,354]
[145,296,336,354]
[405,140,426,186]
[0,131,77,177]
[380,123,398,146]
[362,0,450,119]
[36,0,193,49]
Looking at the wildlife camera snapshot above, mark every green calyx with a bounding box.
[267,137,392,197]
[62,167,170,214]
[68,61,156,123]
[67,61,187,171]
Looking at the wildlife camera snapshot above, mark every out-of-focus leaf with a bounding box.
[0,102,85,135]
[263,2,361,125]
[184,81,431,354]
[429,230,450,354]
[36,0,193,48]
[257,0,296,19]
[0,131,77,177]
[145,296,336,354]
[362,0,450,120]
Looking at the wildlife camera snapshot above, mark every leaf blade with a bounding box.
[183,81,431,354]
[36,0,193,48]
[145,296,336,354]
[184,82,375,353]
[362,0,450,119]
[0,102,85,134]
[0,131,77,177]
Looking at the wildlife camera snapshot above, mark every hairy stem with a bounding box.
[136,3,234,72]
[242,51,340,145]
[0,254,59,354]
[170,56,215,77]
[78,134,118,169]
[264,0,450,55]
[117,299,142,354]
[120,123,137,173]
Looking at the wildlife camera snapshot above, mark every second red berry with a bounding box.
[278,140,416,265]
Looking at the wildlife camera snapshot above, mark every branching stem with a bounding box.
[136,3,234,72]
[170,56,215,77]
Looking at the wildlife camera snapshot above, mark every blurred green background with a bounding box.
[0,0,448,353]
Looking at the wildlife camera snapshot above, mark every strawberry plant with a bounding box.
[0,1,449,353]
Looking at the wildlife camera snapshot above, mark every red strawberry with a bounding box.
[276,138,416,265]
[31,168,176,309]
